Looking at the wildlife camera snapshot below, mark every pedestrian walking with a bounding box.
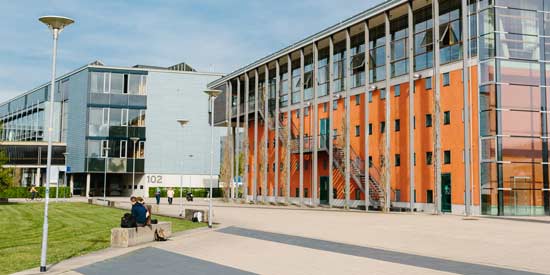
[155,187,161,205]
[167,187,174,205]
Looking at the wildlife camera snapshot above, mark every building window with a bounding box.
[296,110,300,118]
[355,95,361,105]
[425,77,432,90]
[426,151,433,165]
[296,188,299,197]
[380,88,386,100]
[444,150,451,164]
[333,129,338,140]
[395,119,400,132]
[333,188,337,199]
[368,91,373,103]
[323,102,327,112]
[138,141,145,158]
[355,189,361,200]
[121,109,128,126]
[425,114,432,127]
[304,188,309,198]
[304,107,309,117]
[414,5,434,71]
[413,116,416,129]
[369,123,373,135]
[427,190,433,203]
[304,161,309,170]
[369,156,373,167]
[380,121,385,133]
[414,152,416,166]
[394,85,400,97]
[102,108,109,125]
[333,100,338,110]
[120,140,127,158]
[101,140,109,158]
[443,72,450,86]
[355,125,360,137]
[443,111,450,125]
[395,154,401,167]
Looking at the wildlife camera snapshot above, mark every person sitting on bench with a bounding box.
[131,196,147,227]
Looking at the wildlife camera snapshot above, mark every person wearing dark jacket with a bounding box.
[131,196,147,226]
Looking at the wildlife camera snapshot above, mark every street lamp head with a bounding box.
[62,152,68,157]
[130,137,140,142]
[39,16,74,31]
[369,85,377,91]
[413,73,422,79]
[177,119,190,127]
[204,89,222,98]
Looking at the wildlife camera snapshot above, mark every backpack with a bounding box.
[155,228,168,241]
[121,213,136,228]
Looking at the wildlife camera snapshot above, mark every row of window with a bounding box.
[87,139,145,159]
[90,72,147,95]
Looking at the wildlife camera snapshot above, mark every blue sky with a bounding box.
[0,0,383,102]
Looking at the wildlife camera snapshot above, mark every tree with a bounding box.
[219,136,233,199]
[0,150,13,193]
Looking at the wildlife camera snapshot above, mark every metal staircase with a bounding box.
[332,144,386,208]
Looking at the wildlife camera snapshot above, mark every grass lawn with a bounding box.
[0,202,205,275]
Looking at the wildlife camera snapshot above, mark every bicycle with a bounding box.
[25,192,43,202]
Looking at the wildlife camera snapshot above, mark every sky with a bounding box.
[0,0,384,102]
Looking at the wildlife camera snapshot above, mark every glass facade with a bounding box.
[479,0,549,216]
[86,71,147,173]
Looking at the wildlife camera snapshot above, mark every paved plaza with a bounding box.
[13,198,550,275]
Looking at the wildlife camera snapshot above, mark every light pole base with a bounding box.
[40,266,47,272]
[208,224,213,228]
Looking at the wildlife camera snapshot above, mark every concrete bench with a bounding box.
[184,209,209,223]
[111,222,172,248]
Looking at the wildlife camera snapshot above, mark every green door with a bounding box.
[441,173,452,213]
[320,176,329,205]
[320,119,329,150]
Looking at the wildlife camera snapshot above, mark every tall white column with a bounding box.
[462,0,472,216]
[328,36,334,207]
[263,64,269,202]
[407,0,415,212]
[344,28,351,209]
[235,79,240,200]
[384,11,392,212]
[275,60,280,200]
[244,74,250,201]
[299,49,305,206]
[433,0,442,215]
[286,55,292,203]
[312,41,319,206]
[253,69,259,203]
[364,21,370,211]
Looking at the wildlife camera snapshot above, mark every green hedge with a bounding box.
[0,187,72,198]
[148,187,222,198]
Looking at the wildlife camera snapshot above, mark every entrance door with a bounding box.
[320,176,329,205]
[319,119,329,150]
[441,173,452,213]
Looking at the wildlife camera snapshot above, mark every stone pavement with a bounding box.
[13,197,550,275]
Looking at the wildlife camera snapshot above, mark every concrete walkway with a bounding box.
[12,198,550,275]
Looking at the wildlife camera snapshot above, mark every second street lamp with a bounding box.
[176,119,189,216]
[204,89,221,228]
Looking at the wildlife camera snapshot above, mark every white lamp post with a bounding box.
[204,89,221,228]
[38,15,74,273]
[130,137,139,196]
[176,119,189,216]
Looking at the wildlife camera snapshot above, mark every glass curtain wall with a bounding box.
[439,0,463,64]
[279,65,289,107]
[87,71,146,173]
[414,4,434,71]
[370,24,386,82]
[479,0,548,216]
[350,34,366,88]
[391,14,409,77]
[318,49,330,96]
[333,41,347,93]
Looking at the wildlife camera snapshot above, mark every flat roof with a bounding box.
[207,0,406,88]
[1,62,224,107]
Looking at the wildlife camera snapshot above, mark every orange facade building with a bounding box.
[209,0,550,216]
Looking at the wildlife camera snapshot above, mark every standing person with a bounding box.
[155,187,161,205]
[167,187,174,205]
[30,185,38,200]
